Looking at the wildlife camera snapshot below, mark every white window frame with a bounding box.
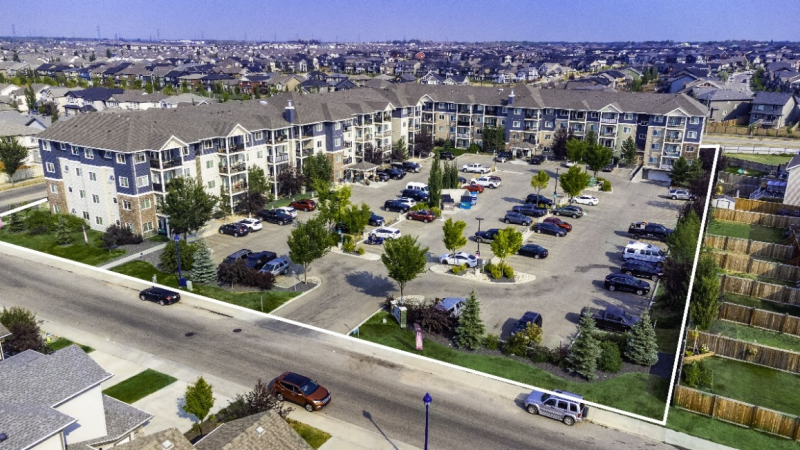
[204,140,213,149]
[206,160,214,168]
[182,147,189,156]
[207,180,216,189]
[116,153,126,164]
[255,131,263,140]
[335,138,342,147]
[140,198,152,209]
[92,194,100,204]
[82,211,90,220]
[687,131,698,139]
[652,129,662,137]
[135,153,146,163]
[136,175,149,187]
[623,127,632,133]
[143,222,154,232]
[119,177,129,188]
[42,141,51,151]
[316,123,323,132]
[122,200,131,210]
[95,216,103,225]
[84,148,94,159]
[690,117,700,124]
[79,190,86,199]
[49,184,58,193]
[71,147,80,156]
[590,112,599,118]
[45,162,55,173]
[623,113,635,121]
[334,122,341,130]
[513,121,521,128]
[651,143,661,150]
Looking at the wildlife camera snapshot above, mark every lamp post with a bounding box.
[174,234,184,287]
[475,217,484,256]
[423,392,432,450]
[553,167,560,206]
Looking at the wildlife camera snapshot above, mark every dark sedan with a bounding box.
[529,155,545,165]
[525,194,554,207]
[604,273,651,296]
[218,223,250,237]
[518,244,548,259]
[512,204,548,218]
[553,205,584,218]
[139,287,181,306]
[369,212,385,226]
[440,151,456,160]
[532,222,566,237]
[382,168,406,180]
[257,209,294,225]
[384,199,410,213]
[621,260,663,281]
[504,211,532,226]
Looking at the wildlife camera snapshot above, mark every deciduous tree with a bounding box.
[621,137,638,166]
[455,289,486,350]
[551,127,569,160]
[287,216,332,283]
[566,138,586,163]
[340,202,372,236]
[276,167,305,197]
[381,235,429,299]
[489,227,523,272]
[559,166,591,199]
[530,170,550,198]
[0,306,47,356]
[183,377,215,435]
[161,177,218,238]
[442,218,467,257]
[415,130,433,158]
[584,143,614,177]
[302,153,333,190]
[0,137,29,186]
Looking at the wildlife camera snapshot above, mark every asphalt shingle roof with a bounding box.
[752,91,794,106]
[70,396,152,447]
[0,403,76,450]
[194,411,312,450]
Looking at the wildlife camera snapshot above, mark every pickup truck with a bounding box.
[580,306,640,332]
[462,163,491,174]
[474,228,500,243]
[628,222,673,241]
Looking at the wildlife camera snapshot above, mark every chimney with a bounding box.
[508,89,515,105]
[284,99,296,123]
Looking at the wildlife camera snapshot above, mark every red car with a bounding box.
[290,199,316,211]
[407,209,436,223]
[543,217,572,232]
[462,183,485,193]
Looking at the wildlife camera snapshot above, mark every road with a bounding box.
[0,182,47,213]
[0,253,676,450]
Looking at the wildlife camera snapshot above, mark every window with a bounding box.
[83,211,90,220]
[116,154,126,164]
[687,131,698,139]
[122,200,131,210]
[546,108,554,115]
[140,198,152,209]
[135,153,146,163]
[316,123,323,132]
[63,164,69,172]
[722,110,728,116]
[450,115,456,121]
[204,140,213,149]
[514,108,521,115]
[651,143,661,150]
[207,180,215,189]
[75,167,82,176]
[513,121,521,128]
[559,122,567,128]
[95,216,103,225]
[103,151,112,159]
[143,222,154,232]
[653,116,664,123]
[71,147,80,156]
[89,171,97,181]
[544,134,551,140]
[136,175,149,187]
[624,113,635,121]
[317,140,322,148]
[125,222,133,231]
[92,194,100,203]
[652,129,662,136]
[181,147,189,156]
[690,117,700,124]
[512,133,518,139]
[53,205,60,213]
[49,184,58,193]
[450,127,455,133]
[206,160,214,169]
[334,122,341,130]
[257,150,263,158]
[42,141,51,151]
[336,155,341,162]
[79,190,86,199]
[45,162,55,173]
[438,126,444,132]
[438,114,444,120]
[545,121,554,128]
[334,138,341,146]
[84,148,94,159]
[119,177,129,188]
[477,117,483,123]
[623,127,631,133]
[590,112,598,118]
[255,131,263,139]
[112,197,117,204]
[639,134,646,140]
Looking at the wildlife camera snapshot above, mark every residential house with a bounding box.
[0,111,49,184]
[694,89,753,122]
[748,92,799,128]
[419,71,444,85]
[108,91,170,111]
[63,87,124,115]
[784,155,800,208]
[193,411,313,450]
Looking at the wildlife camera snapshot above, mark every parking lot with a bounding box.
[207,153,683,347]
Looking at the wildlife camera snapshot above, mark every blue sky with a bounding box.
[1,0,796,42]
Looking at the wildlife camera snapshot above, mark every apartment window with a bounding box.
[83,211,90,220]
[687,131,698,139]
[722,110,728,116]
[438,115,444,120]
[623,113,635,121]
[317,140,322,148]
[623,127,632,133]
[544,134,551,140]
[84,148,94,159]
[115,154,125,164]
[72,147,80,156]
[590,112,599,118]
[45,162,55,173]
[122,200,132,210]
[203,140,213,149]
[514,108,521,115]
[95,216,103,225]
[92,194,100,203]
[316,123,323,132]
[182,147,189,156]
[112,197,117,204]
[257,150,263,159]
[690,117,700,124]
[652,129,662,137]
[335,138,341,147]
[651,143,661,150]
[49,184,58,193]
[545,121,554,128]
[501,120,505,126]
[125,222,134,231]
[207,180,216,189]
[118,177,129,188]
[135,153,146,163]
[438,126,444,132]
[103,151,112,159]
[639,134,646,140]
[143,222,154,232]
[546,108,554,115]
[89,171,97,181]
[589,124,597,131]
[79,190,86,199]
[449,127,455,133]
[513,121,521,128]
[653,116,664,123]
[53,205,60,213]
[476,129,482,134]
[512,133,518,139]
[334,122,341,130]
[450,115,456,121]
[559,122,567,128]
[204,160,213,169]
[336,155,342,162]
[63,164,69,172]
[137,175,149,187]
[255,131,263,140]
[140,198,152,209]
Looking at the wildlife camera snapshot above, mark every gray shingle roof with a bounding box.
[194,411,312,450]
[752,91,794,106]
[0,322,10,339]
[786,154,800,172]
[0,402,76,450]
[112,428,194,450]
[70,396,152,447]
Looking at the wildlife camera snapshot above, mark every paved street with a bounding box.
[0,182,47,213]
[0,251,678,450]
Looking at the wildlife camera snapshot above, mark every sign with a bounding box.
[414,323,423,351]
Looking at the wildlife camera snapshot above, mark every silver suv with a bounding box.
[668,189,694,200]
[524,389,589,426]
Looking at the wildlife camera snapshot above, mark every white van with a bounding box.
[622,241,666,265]
[405,182,429,193]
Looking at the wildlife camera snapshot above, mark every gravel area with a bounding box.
[428,264,536,284]
[330,246,382,261]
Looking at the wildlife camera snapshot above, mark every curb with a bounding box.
[268,278,322,315]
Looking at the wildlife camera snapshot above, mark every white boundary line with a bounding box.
[0,198,47,217]
[662,145,722,425]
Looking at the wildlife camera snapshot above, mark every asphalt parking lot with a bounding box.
[206,154,683,347]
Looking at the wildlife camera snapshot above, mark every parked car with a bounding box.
[525,194,554,207]
[260,257,290,276]
[602,164,614,172]
[244,251,277,270]
[564,161,578,167]
[222,249,253,266]
[462,163,491,174]
[401,161,422,173]
[237,218,262,231]
[435,297,467,318]
[504,211,532,226]
[369,212,385,227]
[553,205,584,218]
[370,227,401,239]
[604,273,651,296]
[512,311,543,335]
[139,287,181,306]
[628,222,672,240]
[276,206,298,218]
[471,176,501,188]
[384,199,410,212]
[440,151,456,160]
[381,168,406,180]
[532,222,567,237]
[271,372,331,412]
[494,151,511,163]
[622,241,667,266]
[570,195,598,206]
[524,389,589,426]
[439,251,479,268]
[581,306,641,332]
[462,183,485,193]
[517,244,548,259]
[374,170,391,182]
[407,209,436,223]
[529,155,545,165]
[620,260,663,281]
[218,223,250,237]
[487,175,502,182]
[257,209,294,225]
[512,204,548,217]
[290,199,317,211]
[397,197,418,208]
[474,228,501,243]
[401,189,429,202]
[543,217,572,231]
[669,189,695,200]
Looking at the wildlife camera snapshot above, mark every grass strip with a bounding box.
[287,419,332,449]
[48,338,94,353]
[706,219,787,244]
[666,407,800,450]
[723,293,800,317]
[0,228,126,266]
[102,369,177,404]
[708,319,800,353]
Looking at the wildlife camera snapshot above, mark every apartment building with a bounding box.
[37,85,707,235]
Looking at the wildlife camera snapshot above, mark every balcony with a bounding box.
[273,134,288,143]
[457,120,471,127]
[383,130,392,137]
[343,156,354,165]
[600,117,617,124]
[665,135,682,143]
[600,130,615,137]
[296,149,313,157]
[218,144,245,154]
[150,158,183,169]
[268,154,289,163]
[667,120,685,127]
[223,182,248,195]
[219,163,247,174]
[524,126,538,132]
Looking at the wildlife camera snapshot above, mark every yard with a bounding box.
[726,153,796,166]
[0,227,126,266]
[723,293,800,317]
[706,219,788,244]
[708,319,800,353]
[667,407,800,450]
[102,369,177,404]
[48,337,94,353]
[111,261,300,313]
[287,419,332,449]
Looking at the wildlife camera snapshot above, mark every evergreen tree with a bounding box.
[567,314,602,381]
[551,127,569,160]
[454,289,485,350]
[689,252,721,330]
[663,210,701,307]
[183,376,215,435]
[621,136,638,166]
[625,310,659,366]
[427,150,442,208]
[24,85,36,112]
[669,156,691,187]
[55,216,73,245]
[190,240,217,284]
[392,138,408,161]
[6,213,25,233]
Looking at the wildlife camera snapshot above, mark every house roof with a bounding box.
[112,428,194,450]
[694,88,753,102]
[0,322,10,339]
[786,154,800,172]
[752,91,794,106]
[69,396,152,447]
[0,402,77,450]
[67,87,124,102]
[0,120,43,137]
[194,411,312,450]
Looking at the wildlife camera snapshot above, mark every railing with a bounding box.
[667,120,685,127]
[150,158,183,169]
[524,126,538,131]
[219,163,247,174]
[456,133,470,138]
[218,144,245,154]
[268,154,289,163]
[383,130,392,137]
[457,121,471,127]
[274,135,288,143]
[663,151,681,158]
[600,118,617,124]
[665,136,682,142]
[230,183,248,194]
[343,156,354,165]
[296,149,313,157]
[600,131,615,136]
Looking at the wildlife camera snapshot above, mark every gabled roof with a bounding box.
[752,91,794,106]
[113,428,194,450]
[67,87,124,102]
[0,322,9,339]
[786,154,800,172]
[69,396,152,447]
[194,411,312,450]
[0,402,76,450]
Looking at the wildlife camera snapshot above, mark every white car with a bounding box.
[397,197,417,208]
[564,161,578,167]
[462,163,491,174]
[471,176,501,189]
[571,195,599,206]
[370,227,402,240]
[276,206,298,218]
[439,252,479,268]
[238,218,263,231]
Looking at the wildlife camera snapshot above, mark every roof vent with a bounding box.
[256,426,265,435]
[161,440,174,450]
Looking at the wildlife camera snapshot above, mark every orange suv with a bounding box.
[271,372,331,412]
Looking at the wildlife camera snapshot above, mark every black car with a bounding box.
[369,212,385,226]
[602,164,614,172]
[518,243,548,259]
[384,199,410,212]
[458,176,467,185]
[257,209,294,225]
[504,211,532,226]
[222,249,253,265]
[512,311,543,335]
[525,194,554,207]
[218,223,250,237]
[401,189,429,202]
[512,204,548,218]
[382,168,406,180]
[374,171,391,182]
[495,151,512,162]
[604,273,651,296]
[621,260,663,281]
[401,161,421,173]
[139,287,180,306]
[440,151,456,160]
[532,222,566,237]
[244,251,278,270]
[529,155,545,165]
[553,205,584,218]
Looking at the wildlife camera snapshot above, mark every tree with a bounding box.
[489,227,523,272]
[181,81,189,93]
[584,144,614,177]
[217,259,249,287]
[183,376,215,435]
[161,177,218,238]
[287,216,332,283]
[621,137,638,166]
[315,183,351,227]
[381,234,429,299]
[690,252,721,330]
[6,213,25,233]
[442,218,467,258]
[144,82,154,94]
[0,306,48,356]
[190,240,216,284]
[363,143,383,165]
[454,289,485,350]
[482,126,506,154]
[392,138,408,161]
[24,85,36,111]
[340,202,372,236]
[55,216,73,245]
[551,127,569,160]
[238,166,271,216]
[530,170,550,198]
[159,239,198,273]
[415,130,433,158]
[663,210,701,307]
[428,150,442,208]
[669,156,691,187]
[625,310,659,366]
[718,70,729,83]
[750,67,767,91]
[106,48,112,58]
[276,167,305,197]
[302,153,333,190]
[566,138,586,163]
[217,186,232,223]
[0,137,29,186]
[567,314,602,381]
[217,378,292,423]
[559,166,591,199]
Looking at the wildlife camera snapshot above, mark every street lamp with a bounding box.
[553,167,560,206]
[174,234,185,287]
[475,217,484,256]
[423,392,432,450]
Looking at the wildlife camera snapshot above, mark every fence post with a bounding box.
[750,405,759,428]
[710,394,718,418]
[749,306,757,327]
[794,416,800,441]
[780,313,789,335]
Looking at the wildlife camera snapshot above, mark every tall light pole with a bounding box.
[553,167,560,206]
[475,217,484,257]
[423,392,432,450]
[174,234,184,287]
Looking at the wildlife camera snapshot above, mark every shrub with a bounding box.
[356,246,365,255]
[411,203,426,211]
[598,341,622,372]
[601,180,612,192]
[240,268,276,290]
[159,239,199,273]
[451,263,466,275]
[597,331,627,354]
[6,213,25,233]
[503,264,514,279]
[431,206,441,217]
[101,224,143,249]
[484,334,499,350]
[24,210,57,234]
[502,331,529,357]
[485,262,503,279]
[406,299,456,334]
[342,238,356,253]
[550,344,571,367]
[683,361,713,389]
[529,345,552,363]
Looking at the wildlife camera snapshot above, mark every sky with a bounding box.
[1,0,796,43]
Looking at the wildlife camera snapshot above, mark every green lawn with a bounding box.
[111,261,299,313]
[707,219,787,244]
[359,312,668,419]
[724,165,768,178]
[655,328,681,354]
[687,356,800,416]
[48,338,94,353]
[264,192,316,209]
[433,146,480,157]
[709,320,800,353]
[287,419,332,449]
[0,228,126,266]
[726,153,796,166]
[102,369,177,404]
[723,294,800,317]
[667,407,800,450]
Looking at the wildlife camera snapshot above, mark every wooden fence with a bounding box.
[718,302,800,337]
[705,235,797,261]
[708,123,800,138]
[726,157,784,174]
[735,198,800,215]
[690,330,800,374]
[674,385,800,440]
[713,208,800,228]
[711,252,800,283]
[721,275,800,305]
